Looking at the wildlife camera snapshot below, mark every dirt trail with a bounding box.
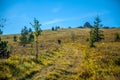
[31,43,83,80]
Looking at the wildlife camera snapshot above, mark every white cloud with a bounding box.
[43,18,67,25]
[43,11,109,26]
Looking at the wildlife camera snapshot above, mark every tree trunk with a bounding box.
[36,37,38,59]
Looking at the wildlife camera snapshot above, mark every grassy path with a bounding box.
[31,43,83,80]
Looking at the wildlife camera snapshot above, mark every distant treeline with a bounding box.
[76,22,120,29]
[51,21,120,31]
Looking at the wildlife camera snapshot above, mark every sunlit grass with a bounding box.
[0,28,120,80]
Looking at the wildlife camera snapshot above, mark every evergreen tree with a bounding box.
[29,28,32,33]
[0,40,10,58]
[19,26,34,46]
[0,29,3,35]
[28,32,34,43]
[52,26,55,31]
[92,16,104,42]
[0,18,6,36]
[55,26,58,31]
[89,16,104,47]
[13,35,17,42]
[114,33,120,41]
[83,22,92,28]
[89,28,95,47]
[68,26,71,28]
[19,26,28,47]
[19,34,27,47]
[28,28,34,43]
[57,26,60,29]
[21,26,28,35]
[0,18,10,59]
[55,26,60,30]
[30,18,42,59]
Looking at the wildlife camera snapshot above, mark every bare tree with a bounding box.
[30,18,42,59]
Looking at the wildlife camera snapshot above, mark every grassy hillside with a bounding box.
[0,28,120,80]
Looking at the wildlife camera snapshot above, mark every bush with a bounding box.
[19,34,27,47]
[79,70,92,79]
[28,33,34,43]
[13,35,17,42]
[114,57,120,66]
[0,40,10,59]
[114,33,120,41]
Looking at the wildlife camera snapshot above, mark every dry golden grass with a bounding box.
[0,28,120,80]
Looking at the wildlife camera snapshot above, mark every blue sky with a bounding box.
[0,0,120,34]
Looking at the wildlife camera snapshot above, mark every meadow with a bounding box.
[0,28,120,80]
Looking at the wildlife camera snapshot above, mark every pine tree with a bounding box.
[19,26,28,47]
[30,18,42,59]
[19,34,27,47]
[0,40,10,58]
[55,26,58,31]
[0,18,6,36]
[21,26,29,35]
[83,22,92,28]
[0,18,10,59]
[114,33,120,41]
[28,32,34,43]
[89,16,104,47]
[19,26,34,46]
[28,28,32,33]
[13,35,17,42]
[89,28,95,47]
[52,26,55,31]
[93,16,104,42]
[0,29,3,35]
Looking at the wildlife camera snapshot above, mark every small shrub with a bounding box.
[114,33,120,41]
[19,34,27,47]
[28,33,34,43]
[0,40,10,59]
[0,63,12,79]
[114,57,120,66]
[51,27,55,31]
[5,62,20,76]
[86,38,89,42]
[32,58,43,65]
[57,39,61,45]
[13,35,17,42]
[79,70,92,79]
[23,70,38,79]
